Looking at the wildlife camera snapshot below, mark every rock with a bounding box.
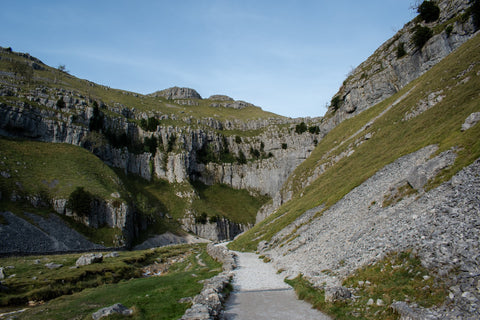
[376,298,385,306]
[91,303,133,320]
[208,94,234,101]
[104,252,119,258]
[76,253,103,267]
[149,87,202,100]
[0,267,4,280]
[461,112,480,131]
[324,286,352,303]
[0,171,10,178]
[367,298,374,306]
[178,297,193,304]
[45,262,63,269]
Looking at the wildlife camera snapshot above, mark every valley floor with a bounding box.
[224,250,330,320]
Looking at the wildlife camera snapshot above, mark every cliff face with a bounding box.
[324,0,476,130]
[0,58,321,243]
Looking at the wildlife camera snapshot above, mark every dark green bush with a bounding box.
[308,125,320,134]
[250,147,260,159]
[473,0,480,30]
[237,150,247,164]
[167,134,176,153]
[330,96,342,111]
[89,103,104,132]
[295,122,308,134]
[413,25,433,50]
[281,143,288,150]
[397,42,407,58]
[56,96,66,109]
[445,25,453,37]
[66,187,93,216]
[144,135,158,156]
[140,117,160,132]
[417,1,440,23]
[235,136,242,144]
[195,212,208,224]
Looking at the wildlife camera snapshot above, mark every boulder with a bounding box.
[76,253,103,267]
[104,251,119,258]
[45,262,63,269]
[324,286,352,303]
[92,303,133,320]
[461,112,480,131]
[0,267,4,280]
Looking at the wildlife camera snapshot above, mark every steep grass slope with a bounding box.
[230,32,480,251]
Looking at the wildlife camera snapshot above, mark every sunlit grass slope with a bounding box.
[230,33,480,252]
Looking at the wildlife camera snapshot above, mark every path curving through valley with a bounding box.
[224,251,330,320]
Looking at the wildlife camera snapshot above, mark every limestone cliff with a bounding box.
[324,0,476,130]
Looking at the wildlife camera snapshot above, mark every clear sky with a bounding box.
[1,1,416,118]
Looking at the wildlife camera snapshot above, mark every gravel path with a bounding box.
[224,251,330,320]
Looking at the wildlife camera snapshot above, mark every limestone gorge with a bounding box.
[1,0,480,318]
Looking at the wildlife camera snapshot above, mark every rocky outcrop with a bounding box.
[182,214,251,242]
[325,0,476,130]
[92,303,133,320]
[76,253,103,266]
[149,87,202,100]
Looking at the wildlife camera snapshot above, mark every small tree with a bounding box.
[66,187,93,216]
[413,25,433,50]
[473,0,480,30]
[331,96,342,111]
[237,150,247,164]
[417,1,440,23]
[396,42,407,58]
[295,122,308,134]
[56,96,66,109]
[57,64,69,73]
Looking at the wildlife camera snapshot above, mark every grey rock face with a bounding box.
[325,0,475,130]
[182,215,251,242]
[0,267,4,280]
[149,87,202,100]
[92,303,133,320]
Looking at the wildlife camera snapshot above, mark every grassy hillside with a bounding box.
[0,244,221,319]
[230,32,480,252]
[0,137,125,201]
[0,48,284,124]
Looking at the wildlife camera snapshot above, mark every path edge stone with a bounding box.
[181,243,236,320]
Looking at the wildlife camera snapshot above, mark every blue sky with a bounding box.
[1,1,416,118]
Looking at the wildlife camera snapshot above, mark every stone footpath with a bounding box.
[224,251,330,320]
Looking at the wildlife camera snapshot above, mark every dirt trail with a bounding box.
[224,251,330,320]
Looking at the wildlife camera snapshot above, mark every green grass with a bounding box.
[0,244,221,320]
[191,181,270,225]
[0,137,125,201]
[230,32,480,252]
[286,250,447,320]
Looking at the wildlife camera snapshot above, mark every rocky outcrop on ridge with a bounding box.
[325,0,477,129]
[149,86,202,100]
